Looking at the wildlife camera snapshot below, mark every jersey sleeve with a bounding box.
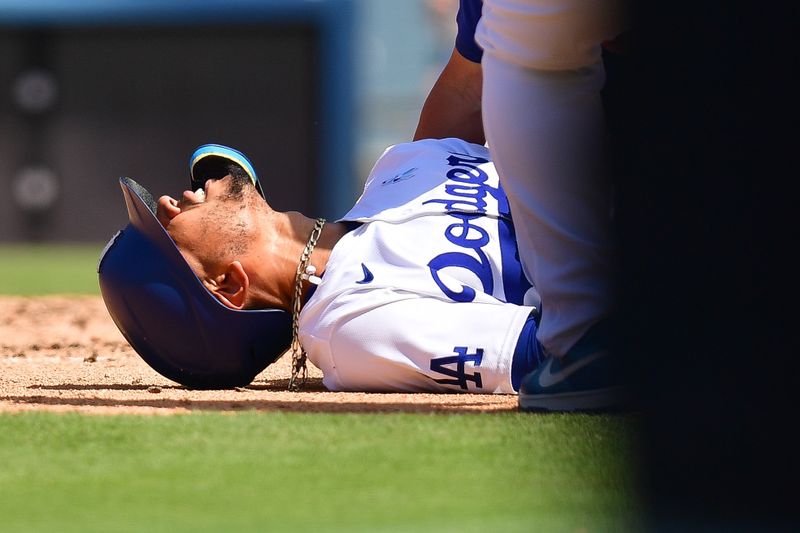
[455,0,484,63]
[315,292,533,394]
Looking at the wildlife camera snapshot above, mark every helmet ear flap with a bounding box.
[98,177,291,389]
[189,144,265,199]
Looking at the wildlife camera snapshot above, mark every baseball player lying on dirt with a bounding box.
[98,138,543,394]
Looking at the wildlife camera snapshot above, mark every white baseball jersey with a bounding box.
[299,138,539,394]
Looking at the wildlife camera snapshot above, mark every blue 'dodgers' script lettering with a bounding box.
[425,153,497,302]
[424,151,531,305]
[423,154,499,214]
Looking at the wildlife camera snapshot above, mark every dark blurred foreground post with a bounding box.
[613,2,798,531]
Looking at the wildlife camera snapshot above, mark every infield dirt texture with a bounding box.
[0,295,518,414]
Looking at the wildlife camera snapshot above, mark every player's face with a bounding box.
[155,174,250,264]
[156,175,231,227]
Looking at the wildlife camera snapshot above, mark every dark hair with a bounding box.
[227,163,249,182]
[225,164,251,198]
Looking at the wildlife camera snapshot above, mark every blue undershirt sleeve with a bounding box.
[455,0,483,63]
[511,311,544,391]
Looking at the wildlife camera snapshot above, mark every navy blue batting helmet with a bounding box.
[97,173,291,389]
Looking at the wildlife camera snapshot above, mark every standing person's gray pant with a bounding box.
[477,0,626,357]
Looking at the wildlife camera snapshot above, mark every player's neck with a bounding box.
[289,215,350,307]
[246,212,347,311]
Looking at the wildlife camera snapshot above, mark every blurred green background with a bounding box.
[0,243,103,295]
[0,1,460,297]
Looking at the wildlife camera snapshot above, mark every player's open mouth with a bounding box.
[180,187,206,206]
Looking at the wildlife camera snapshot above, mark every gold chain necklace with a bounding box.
[288,217,325,390]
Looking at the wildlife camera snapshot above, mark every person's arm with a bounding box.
[413,47,484,145]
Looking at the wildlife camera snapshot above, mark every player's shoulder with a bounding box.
[383,137,490,160]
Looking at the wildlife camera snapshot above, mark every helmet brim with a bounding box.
[189,144,265,199]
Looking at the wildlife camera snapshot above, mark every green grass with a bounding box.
[0,243,104,295]
[0,246,642,530]
[0,412,640,532]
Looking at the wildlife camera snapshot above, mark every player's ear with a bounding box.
[207,261,249,310]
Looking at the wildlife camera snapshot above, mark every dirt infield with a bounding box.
[0,296,518,414]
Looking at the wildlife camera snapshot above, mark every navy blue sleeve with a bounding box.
[455,0,483,63]
[510,312,544,391]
